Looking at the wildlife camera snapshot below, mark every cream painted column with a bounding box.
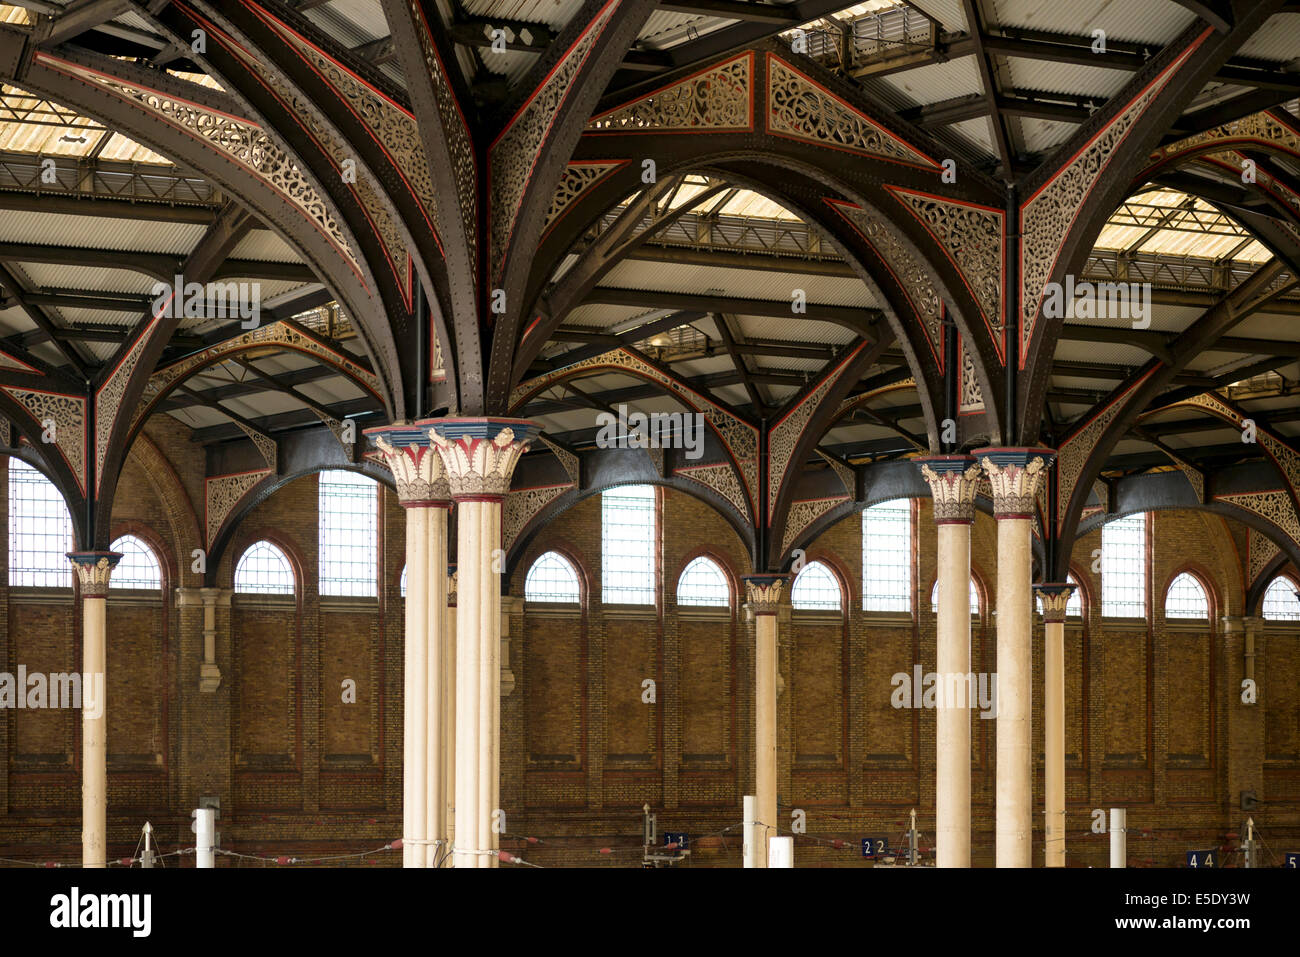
[444,565,457,863]
[974,447,1054,868]
[69,551,122,868]
[917,456,981,868]
[429,417,539,869]
[1036,583,1074,868]
[424,505,450,866]
[367,425,451,868]
[743,574,787,868]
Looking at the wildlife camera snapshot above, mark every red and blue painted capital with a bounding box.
[364,421,452,509]
[1034,582,1076,623]
[67,550,123,599]
[742,573,788,616]
[423,417,543,502]
[915,455,981,526]
[973,447,1056,520]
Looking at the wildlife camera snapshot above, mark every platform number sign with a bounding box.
[663,833,688,850]
[1187,849,1216,868]
[861,838,889,858]
[1286,852,1299,869]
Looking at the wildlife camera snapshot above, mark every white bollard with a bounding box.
[1109,808,1126,869]
[195,808,215,869]
[743,795,757,869]
[768,836,794,868]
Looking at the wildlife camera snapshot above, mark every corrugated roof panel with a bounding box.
[1236,13,1300,61]
[0,304,29,335]
[734,314,857,344]
[19,262,156,294]
[1017,116,1078,154]
[229,230,304,263]
[1053,339,1150,367]
[1002,56,1131,99]
[867,54,981,108]
[906,0,966,31]
[989,0,1195,45]
[941,116,996,159]
[463,0,582,30]
[0,210,205,252]
[638,9,733,49]
[599,258,876,306]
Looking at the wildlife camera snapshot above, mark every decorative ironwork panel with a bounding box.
[1216,489,1300,547]
[133,320,382,434]
[510,347,758,510]
[828,199,942,365]
[259,10,439,233]
[39,54,359,272]
[767,55,935,169]
[817,450,855,496]
[504,483,572,552]
[675,462,751,523]
[3,387,86,493]
[1248,527,1281,587]
[889,186,1003,359]
[541,436,581,485]
[221,38,414,302]
[587,53,752,132]
[543,161,626,238]
[768,344,863,522]
[1020,40,1204,365]
[490,1,621,279]
[205,468,272,546]
[407,0,477,275]
[782,495,848,554]
[1055,369,1156,531]
[958,338,984,413]
[94,313,162,495]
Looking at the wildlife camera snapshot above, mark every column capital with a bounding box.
[1221,615,1264,634]
[916,455,981,524]
[424,417,541,502]
[364,423,452,508]
[742,574,788,615]
[67,551,122,599]
[973,447,1055,519]
[1035,582,1075,623]
[447,564,458,607]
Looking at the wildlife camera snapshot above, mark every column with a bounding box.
[1036,582,1074,868]
[428,417,540,869]
[366,425,451,868]
[198,587,227,692]
[974,447,1054,868]
[917,456,981,868]
[444,565,457,863]
[743,574,787,868]
[69,551,122,868]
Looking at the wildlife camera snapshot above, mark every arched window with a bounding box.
[602,485,655,604]
[1165,572,1209,619]
[234,540,295,594]
[525,551,581,603]
[930,577,980,615]
[677,556,729,607]
[318,470,377,597]
[109,535,162,590]
[1262,576,1300,621]
[862,500,910,612]
[1101,513,1146,617]
[791,561,841,611]
[8,458,74,588]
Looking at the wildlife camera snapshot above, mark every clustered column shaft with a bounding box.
[68,551,122,869]
[974,447,1054,868]
[916,456,981,867]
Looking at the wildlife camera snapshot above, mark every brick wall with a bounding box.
[1,444,1298,868]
